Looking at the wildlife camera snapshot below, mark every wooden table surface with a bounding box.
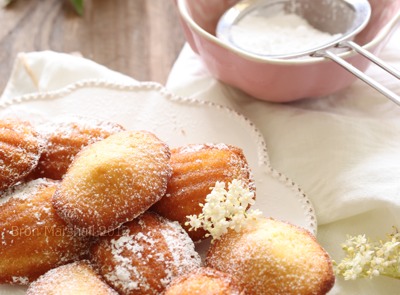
[0,0,186,93]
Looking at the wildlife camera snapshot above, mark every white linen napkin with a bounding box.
[1,51,136,101]
[166,30,400,294]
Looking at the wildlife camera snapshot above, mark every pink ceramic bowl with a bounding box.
[175,0,400,102]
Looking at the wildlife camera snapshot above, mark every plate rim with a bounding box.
[0,79,317,234]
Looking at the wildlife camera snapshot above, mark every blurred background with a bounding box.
[0,0,186,92]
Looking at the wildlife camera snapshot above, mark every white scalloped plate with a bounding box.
[0,80,316,294]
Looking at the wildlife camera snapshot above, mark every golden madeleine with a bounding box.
[152,143,255,241]
[90,212,201,295]
[52,130,171,236]
[0,118,44,191]
[206,218,335,295]
[27,260,118,295]
[0,179,88,284]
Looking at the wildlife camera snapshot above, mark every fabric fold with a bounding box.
[1,51,137,102]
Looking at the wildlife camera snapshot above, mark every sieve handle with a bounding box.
[339,40,400,80]
[313,49,400,106]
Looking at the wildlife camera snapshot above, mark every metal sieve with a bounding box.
[217,0,400,105]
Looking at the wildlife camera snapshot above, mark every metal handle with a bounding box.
[312,46,400,106]
[339,41,400,80]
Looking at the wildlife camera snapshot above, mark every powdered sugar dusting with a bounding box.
[11,276,29,285]
[165,267,246,295]
[173,143,255,193]
[231,12,342,56]
[0,178,54,205]
[93,212,201,295]
[160,220,202,282]
[105,229,152,292]
[178,143,230,154]
[0,179,89,284]
[0,118,45,190]
[52,130,172,236]
[26,260,118,295]
[36,116,125,138]
[206,218,334,294]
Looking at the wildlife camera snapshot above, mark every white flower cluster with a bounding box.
[185,179,262,241]
[335,228,400,280]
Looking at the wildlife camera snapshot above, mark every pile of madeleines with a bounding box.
[0,116,335,295]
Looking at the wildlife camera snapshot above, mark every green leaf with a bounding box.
[70,0,83,16]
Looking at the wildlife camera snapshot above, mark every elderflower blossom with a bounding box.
[335,228,400,280]
[185,179,262,241]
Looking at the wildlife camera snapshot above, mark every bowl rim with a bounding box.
[177,0,400,65]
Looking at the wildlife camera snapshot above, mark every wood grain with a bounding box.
[0,0,186,93]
